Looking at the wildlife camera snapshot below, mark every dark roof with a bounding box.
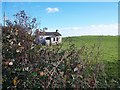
[39,32,62,36]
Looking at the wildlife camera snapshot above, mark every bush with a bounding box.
[3,10,119,89]
[2,25,107,89]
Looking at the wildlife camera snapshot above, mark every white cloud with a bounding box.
[49,23,118,37]
[46,7,59,13]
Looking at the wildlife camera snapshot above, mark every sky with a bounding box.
[1,0,120,2]
[1,2,118,37]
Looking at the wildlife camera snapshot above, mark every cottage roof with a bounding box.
[39,32,62,36]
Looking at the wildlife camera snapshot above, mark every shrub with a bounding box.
[2,25,106,89]
[2,10,116,89]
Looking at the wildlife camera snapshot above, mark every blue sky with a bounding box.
[1,2,118,36]
[1,0,120,2]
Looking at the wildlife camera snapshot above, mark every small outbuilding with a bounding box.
[35,30,62,45]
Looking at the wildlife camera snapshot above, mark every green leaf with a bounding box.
[31,72,37,77]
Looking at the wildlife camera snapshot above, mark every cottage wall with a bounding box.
[39,35,62,45]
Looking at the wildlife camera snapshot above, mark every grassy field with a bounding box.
[63,36,118,62]
[63,36,119,82]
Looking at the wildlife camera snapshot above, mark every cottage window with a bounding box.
[46,37,51,40]
[53,38,55,41]
[56,37,59,41]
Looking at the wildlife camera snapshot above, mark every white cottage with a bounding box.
[38,30,62,45]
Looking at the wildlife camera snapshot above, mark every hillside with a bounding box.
[63,36,118,62]
[63,36,119,82]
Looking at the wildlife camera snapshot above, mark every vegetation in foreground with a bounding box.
[2,10,120,89]
[63,36,119,88]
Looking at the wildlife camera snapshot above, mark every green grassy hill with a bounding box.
[63,36,119,81]
[63,36,118,62]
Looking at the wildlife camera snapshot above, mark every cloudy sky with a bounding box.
[1,2,118,37]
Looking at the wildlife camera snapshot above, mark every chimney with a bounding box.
[56,29,58,32]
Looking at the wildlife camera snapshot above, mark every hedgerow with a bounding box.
[2,10,119,89]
